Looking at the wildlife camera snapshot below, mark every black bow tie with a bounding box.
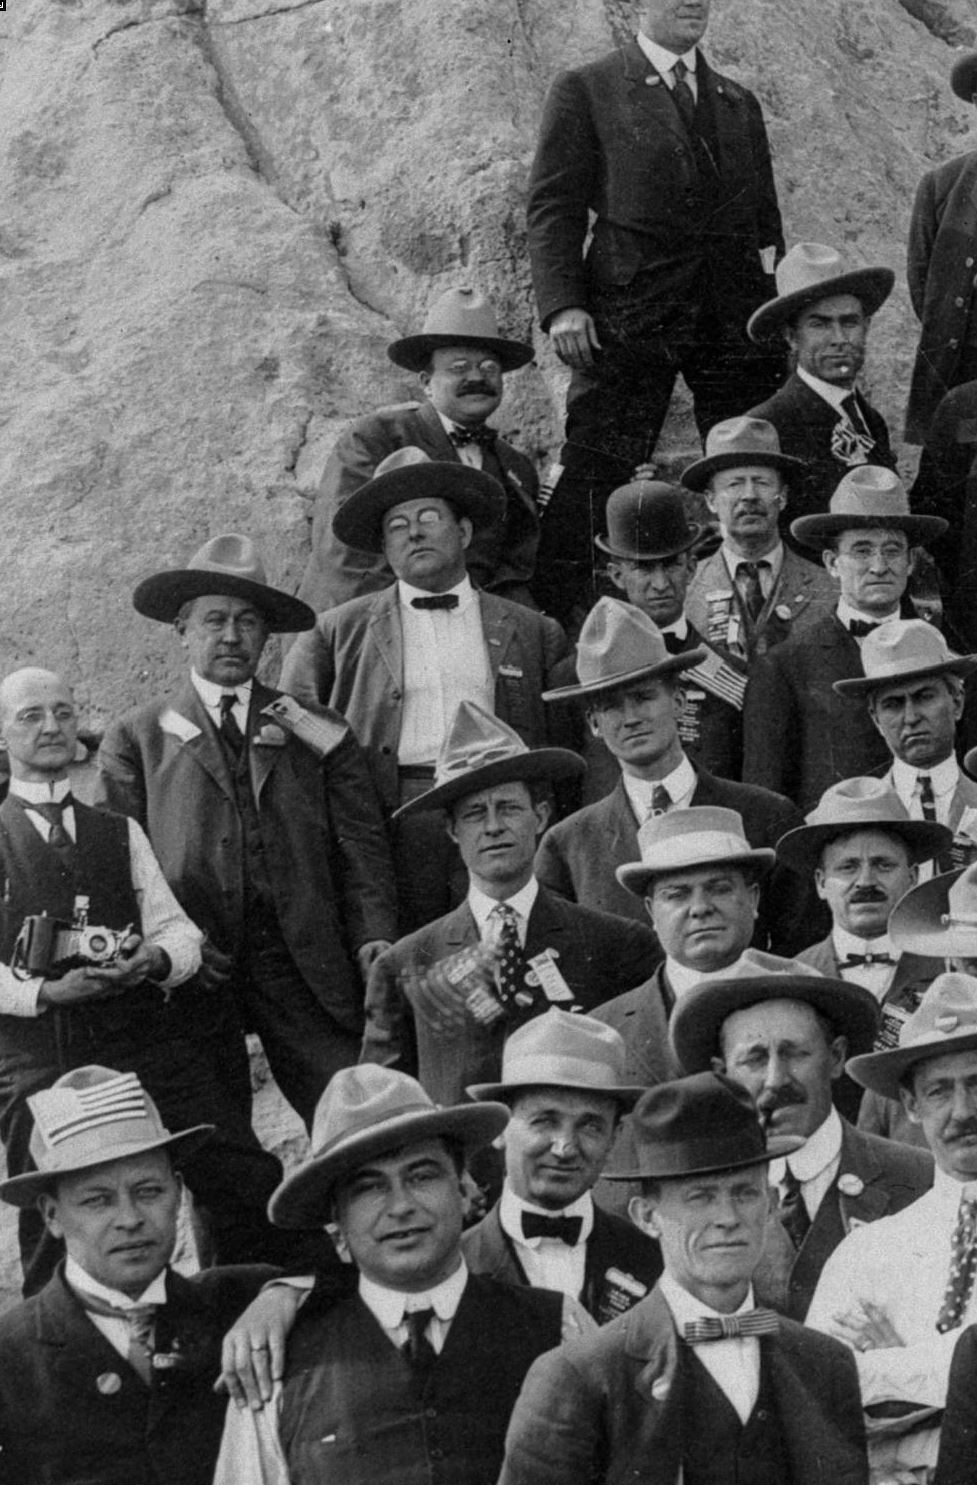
[448,424,496,449]
[662,630,685,655]
[848,619,881,639]
[521,1211,583,1246]
[411,594,459,611]
[841,952,895,968]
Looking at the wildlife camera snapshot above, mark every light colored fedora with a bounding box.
[834,619,977,697]
[775,777,952,874]
[542,596,707,702]
[595,480,701,562]
[790,465,948,551]
[747,242,895,343]
[270,1064,509,1229]
[331,446,505,554]
[133,533,315,633]
[388,286,534,373]
[670,947,879,1075]
[467,1007,646,1105]
[681,416,804,493]
[847,972,977,1100]
[393,701,584,820]
[0,1066,213,1209]
[889,864,977,960]
[616,805,775,898]
[951,52,977,103]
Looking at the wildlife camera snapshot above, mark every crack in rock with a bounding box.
[209,0,330,27]
[896,0,975,46]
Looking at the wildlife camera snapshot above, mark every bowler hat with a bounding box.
[541,597,707,702]
[269,1064,509,1229]
[616,805,775,898]
[790,465,948,551]
[393,701,584,820]
[889,864,977,960]
[747,242,895,343]
[670,948,879,1076]
[388,287,534,373]
[133,534,315,633]
[602,1071,780,1182]
[775,777,952,874]
[467,1008,646,1105]
[331,446,505,555]
[0,1066,213,1209]
[680,417,804,493]
[951,52,977,103]
[595,480,701,561]
[847,972,977,1100]
[834,619,977,697]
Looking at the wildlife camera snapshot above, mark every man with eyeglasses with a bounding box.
[297,286,542,612]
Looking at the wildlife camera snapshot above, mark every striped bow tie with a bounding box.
[683,1308,779,1344]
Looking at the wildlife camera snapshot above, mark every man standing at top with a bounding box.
[526,0,785,621]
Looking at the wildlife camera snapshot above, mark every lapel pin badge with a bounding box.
[837,1174,864,1198]
[96,1372,122,1395]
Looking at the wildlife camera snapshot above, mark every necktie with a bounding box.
[918,774,938,823]
[662,630,684,655]
[77,1292,158,1385]
[219,693,245,756]
[448,424,497,449]
[848,619,880,639]
[670,58,696,131]
[521,1211,584,1245]
[403,1307,438,1370]
[683,1309,780,1343]
[937,1196,977,1333]
[492,903,524,1008]
[647,784,671,819]
[411,593,460,611]
[736,561,769,623]
[779,1166,811,1251]
[840,951,895,968]
[25,798,75,867]
[832,395,875,465]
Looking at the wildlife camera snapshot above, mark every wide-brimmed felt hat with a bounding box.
[775,777,952,874]
[890,865,977,960]
[0,1066,213,1209]
[616,805,775,898]
[747,242,895,343]
[961,743,977,782]
[680,417,805,493]
[541,597,707,703]
[393,701,584,820]
[670,948,879,1075]
[834,619,977,697]
[467,1008,646,1106]
[790,465,948,551]
[951,52,977,103]
[594,480,701,561]
[270,1064,509,1229]
[847,972,977,1100]
[133,534,315,633]
[331,446,505,555]
[387,287,534,374]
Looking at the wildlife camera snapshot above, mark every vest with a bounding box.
[279,1277,563,1485]
[681,1343,791,1485]
[220,715,279,943]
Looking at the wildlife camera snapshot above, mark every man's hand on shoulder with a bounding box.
[549,309,601,371]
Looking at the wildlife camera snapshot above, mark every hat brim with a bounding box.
[594,523,702,562]
[834,656,977,697]
[0,1124,215,1209]
[392,748,585,820]
[133,571,314,633]
[332,461,505,554]
[466,1077,645,1108]
[789,512,948,551]
[616,846,776,898]
[670,974,880,1076]
[268,1102,509,1229]
[889,868,977,958]
[747,268,896,343]
[848,1033,977,1101]
[387,333,534,374]
[775,818,953,874]
[542,647,709,703]
[680,451,804,494]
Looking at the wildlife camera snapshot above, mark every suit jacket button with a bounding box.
[391,691,401,701]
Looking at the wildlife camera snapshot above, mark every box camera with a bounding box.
[12,913,129,978]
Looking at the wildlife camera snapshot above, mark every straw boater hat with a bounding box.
[133,533,315,633]
[541,596,707,703]
[889,863,977,961]
[847,972,977,1101]
[0,1066,213,1208]
[950,52,977,103]
[467,1007,646,1105]
[269,1064,509,1229]
[747,242,895,344]
[594,480,701,562]
[680,416,804,493]
[393,701,584,820]
[790,465,948,552]
[387,286,534,374]
[331,446,505,555]
[774,777,952,875]
[670,947,880,1076]
[833,619,977,698]
[616,806,776,898]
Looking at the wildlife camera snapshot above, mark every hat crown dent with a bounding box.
[858,618,959,679]
[627,1071,768,1178]
[494,1007,630,1091]
[576,596,671,685]
[774,241,849,294]
[431,701,529,788]
[695,948,823,990]
[187,533,269,586]
[308,1064,440,1162]
[804,776,914,828]
[701,415,787,463]
[946,864,977,928]
[635,804,751,860]
[374,446,436,481]
[828,464,909,517]
[901,972,977,1050]
[26,1067,178,1176]
[417,286,505,342]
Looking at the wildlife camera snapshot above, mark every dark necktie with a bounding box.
[492,903,524,1008]
[684,1309,780,1344]
[918,774,938,823]
[670,58,696,132]
[833,395,875,465]
[647,784,671,819]
[448,424,497,449]
[661,630,684,655]
[411,593,460,611]
[26,798,75,868]
[76,1291,158,1385]
[521,1211,584,1245]
[841,951,895,968]
[219,693,245,756]
[937,1197,977,1333]
[848,619,881,639]
[403,1308,438,1370]
[736,561,769,623]
[779,1166,811,1251]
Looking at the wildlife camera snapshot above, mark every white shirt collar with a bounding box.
[721,541,784,580]
[468,877,539,938]
[768,1107,843,1186]
[8,776,72,804]
[833,925,895,960]
[636,31,698,78]
[665,952,748,999]
[932,1165,977,1213]
[836,597,900,631]
[499,1183,595,1249]
[397,574,474,611]
[891,752,959,798]
[659,1270,755,1327]
[191,670,253,709]
[797,366,853,413]
[435,408,493,437]
[65,1255,169,1309]
[623,753,697,808]
[358,1258,468,1328]
[659,615,690,643]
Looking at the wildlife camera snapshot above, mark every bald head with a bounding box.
[0,668,77,782]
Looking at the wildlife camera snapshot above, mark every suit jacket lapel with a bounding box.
[41,1272,150,1402]
[247,681,286,802]
[481,594,517,684]
[441,900,479,950]
[622,38,690,154]
[169,683,236,802]
[367,586,404,691]
[417,399,461,463]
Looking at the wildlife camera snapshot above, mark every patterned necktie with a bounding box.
[684,1309,780,1343]
[832,395,875,465]
[736,561,769,623]
[448,424,496,449]
[492,903,524,1008]
[937,1196,977,1333]
[647,784,671,819]
[670,59,696,131]
[411,594,459,611]
[521,1211,584,1245]
[77,1292,158,1385]
[26,798,76,868]
[403,1308,438,1370]
[779,1166,811,1251]
[219,693,245,756]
